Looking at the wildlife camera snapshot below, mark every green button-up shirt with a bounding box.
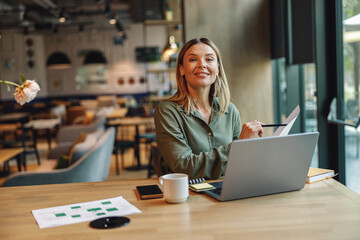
[154,100,241,179]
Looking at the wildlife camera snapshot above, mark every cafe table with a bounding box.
[0,148,24,172]
[0,178,359,239]
[0,112,29,124]
[106,108,128,120]
[107,117,154,170]
[0,113,29,146]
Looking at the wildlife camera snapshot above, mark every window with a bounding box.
[342,0,360,194]
[304,63,318,167]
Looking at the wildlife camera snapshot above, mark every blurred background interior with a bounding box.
[0,0,359,193]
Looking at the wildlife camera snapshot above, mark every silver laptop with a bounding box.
[204,132,319,201]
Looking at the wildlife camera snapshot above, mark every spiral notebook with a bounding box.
[204,132,319,201]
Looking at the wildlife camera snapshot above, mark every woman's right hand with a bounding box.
[238,120,263,140]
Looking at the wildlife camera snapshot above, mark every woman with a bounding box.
[154,38,263,179]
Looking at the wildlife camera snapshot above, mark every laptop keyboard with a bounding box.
[208,181,223,195]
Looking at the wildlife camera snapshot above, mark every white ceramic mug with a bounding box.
[159,173,189,204]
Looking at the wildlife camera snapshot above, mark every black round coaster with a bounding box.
[90,216,130,229]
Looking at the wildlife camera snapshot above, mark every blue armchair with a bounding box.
[2,127,115,187]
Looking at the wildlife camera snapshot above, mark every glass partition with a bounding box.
[343,0,360,194]
[304,63,318,167]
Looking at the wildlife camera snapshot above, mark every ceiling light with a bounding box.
[83,51,107,65]
[162,36,178,62]
[59,17,66,23]
[59,9,66,23]
[46,51,72,69]
[109,16,117,25]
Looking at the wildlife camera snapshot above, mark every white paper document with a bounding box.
[31,196,141,229]
[273,105,300,136]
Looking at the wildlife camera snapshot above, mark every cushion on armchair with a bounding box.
[54,132,87,169]
[55,155,70,169]
[47,142,73,160]
[69,128,104,165]
[68,132,87,160]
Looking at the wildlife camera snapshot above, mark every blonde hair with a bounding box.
[167,38,230,114]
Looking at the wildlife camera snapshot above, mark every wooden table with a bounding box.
[0,178,359,239]
[0,112,40,167]
[107,117,154,170]
[0,148,24,172]
[0,113,29,124]
[106,108,128,120]
[0,123,18,133]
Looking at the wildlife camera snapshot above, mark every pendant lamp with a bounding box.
[46,51,71,69]
[162,36,178,62]
[83,51,107,65]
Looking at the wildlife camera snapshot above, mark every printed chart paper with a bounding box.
[31,196,141,229]
[273,105,300,136]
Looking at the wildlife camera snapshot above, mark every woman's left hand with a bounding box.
[238,120,263,140]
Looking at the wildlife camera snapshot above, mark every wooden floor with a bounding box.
[0,138,151,186]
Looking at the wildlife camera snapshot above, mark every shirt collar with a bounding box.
[213,98,229,114]
[176,98,229,116]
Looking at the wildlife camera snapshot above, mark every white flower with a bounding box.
[1,74,40,105]
[14,80,40,105]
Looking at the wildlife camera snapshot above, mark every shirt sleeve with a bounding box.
[154,103,235,180]
[232,104,242,140]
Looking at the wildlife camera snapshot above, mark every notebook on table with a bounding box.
[204,132,319,201]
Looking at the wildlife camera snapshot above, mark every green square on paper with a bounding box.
[87,208,102,212]
[55,213,66,217]
[106,208,118,212]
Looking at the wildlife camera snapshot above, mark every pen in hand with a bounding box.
[261,124,287,127]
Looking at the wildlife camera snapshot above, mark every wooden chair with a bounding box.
[138,104,156,164]
[147,142,164,178]
[0,123,40,168]
[66,106,86,125]
[112,125,136,175]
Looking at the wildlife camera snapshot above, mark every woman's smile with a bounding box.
[193,71,210,77]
